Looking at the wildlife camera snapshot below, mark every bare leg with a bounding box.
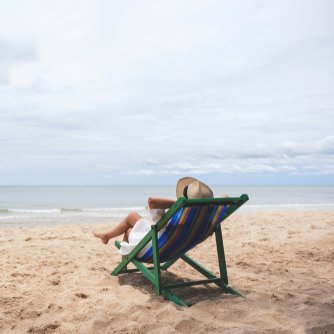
[93,212,141,244]
[123,227,133,243]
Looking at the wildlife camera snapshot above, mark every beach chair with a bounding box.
[111,194,249,306]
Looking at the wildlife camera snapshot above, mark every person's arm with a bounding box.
[148,197,175,209]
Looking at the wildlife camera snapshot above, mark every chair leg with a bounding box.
[162,289,190,307]
[112,241,130,276]
[151,226,162,295]
[215,224,228,284]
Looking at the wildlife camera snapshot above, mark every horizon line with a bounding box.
[0,184,333,187]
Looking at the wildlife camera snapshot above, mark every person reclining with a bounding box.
[94,177,228,256]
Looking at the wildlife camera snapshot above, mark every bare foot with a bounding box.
[93,232,110,244]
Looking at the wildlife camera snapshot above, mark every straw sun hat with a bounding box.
[176,177,214,199]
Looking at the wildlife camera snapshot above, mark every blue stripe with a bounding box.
[137,204,229,263]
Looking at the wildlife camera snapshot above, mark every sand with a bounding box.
[0,211,333,334]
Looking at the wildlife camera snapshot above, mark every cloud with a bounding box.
[319,136,334,154]
[0,38,38,84]
[0,1,333,184]
[0,39,37,63]
[95,136,334,177]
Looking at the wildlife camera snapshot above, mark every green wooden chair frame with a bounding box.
[111,194,249,306]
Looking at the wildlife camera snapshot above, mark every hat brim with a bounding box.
[176,177,198,198]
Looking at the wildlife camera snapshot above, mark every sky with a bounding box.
[0,0,333,185]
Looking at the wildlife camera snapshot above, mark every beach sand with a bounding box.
[0,211,333,334]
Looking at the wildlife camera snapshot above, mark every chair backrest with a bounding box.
[137,203,229,263]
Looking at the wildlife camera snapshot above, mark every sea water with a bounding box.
[0,186,333,228]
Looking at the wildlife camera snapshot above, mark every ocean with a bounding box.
[0,186,334,228]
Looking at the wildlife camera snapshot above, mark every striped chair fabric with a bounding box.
[137,204,229,263]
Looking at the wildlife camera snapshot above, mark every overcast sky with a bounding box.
[0,0,333,185]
